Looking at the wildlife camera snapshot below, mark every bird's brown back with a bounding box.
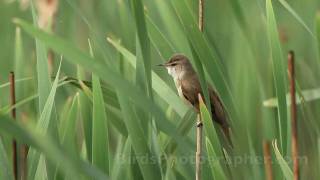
[179,76,228,128]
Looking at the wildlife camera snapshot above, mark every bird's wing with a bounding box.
[181,81,231,143]
[180,78,229,128]
[180,79,201,112]
[209,87,228,127]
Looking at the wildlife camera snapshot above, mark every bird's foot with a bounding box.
[196,121,203,127]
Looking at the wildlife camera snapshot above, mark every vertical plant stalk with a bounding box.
[263,140,273,180]
[20,147,28,180]
[20,115,28,180]
[9,72,18,180]
[196,116,202,179]
[196,95,203,180]
[288,51,299,180]
[196,1,204,179]
[195,124,202,179]
[198,0,204,31]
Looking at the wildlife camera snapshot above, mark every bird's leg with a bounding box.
[197,120,203,127]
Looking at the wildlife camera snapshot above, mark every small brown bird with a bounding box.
[159,54,231,142]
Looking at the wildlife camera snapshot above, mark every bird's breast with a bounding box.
[177,85,184,98]
[173,78,183,97]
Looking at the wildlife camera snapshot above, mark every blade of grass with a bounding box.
[205,138,227,180]
[31,0,51,111]
[130,0,153,98]
[113,45,160,178]
[279,0,316,39]
[146,15,175,59]
[58,97,73,139]
[92,71,110,174]
[153,0,191,54]
[30,2,59,179]
[0,114,109,180]
[263,88,320,107]
[116,92,162,179]
[55,94,80,179]
[0,94,38,114]
[199,95,227,175]
[316,12,320,73]
[199,96,223,158]
[27,60,61,180]
[318,138,320,174]
[266,0,288,154]
[164,109,196,154]
[63,77,128,136]
[272,140,293,179]
[89,39,110,174]
[0,77,33,89]
[76,65,93,162]
[227,0,248,37]
[111,138,132,180]
[0,139,13,180]
[60,94,79,155]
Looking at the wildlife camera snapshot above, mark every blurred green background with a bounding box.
[0,0,320,179]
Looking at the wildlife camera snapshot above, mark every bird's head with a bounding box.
[158,54,193,79]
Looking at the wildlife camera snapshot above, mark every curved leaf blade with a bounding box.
[266,0,288,154]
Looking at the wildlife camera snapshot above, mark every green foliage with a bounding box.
[0,139,13,180]
[205,138,227,180]
[0,0,319,179]
[92,70,110,174]
[266,0,288,154]
[272,140,293,179]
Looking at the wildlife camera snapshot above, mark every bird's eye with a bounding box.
[171,63,177,66]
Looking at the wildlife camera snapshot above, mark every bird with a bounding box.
[158,54,231,143]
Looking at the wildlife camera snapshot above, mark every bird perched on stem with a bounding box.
[158,54,231,143]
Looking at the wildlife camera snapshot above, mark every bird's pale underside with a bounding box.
[160,54,231,141]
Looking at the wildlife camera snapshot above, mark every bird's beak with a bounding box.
[157,63,165,67]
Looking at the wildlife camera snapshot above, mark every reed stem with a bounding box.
[288,51,299,180]
[9,72,18,180]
